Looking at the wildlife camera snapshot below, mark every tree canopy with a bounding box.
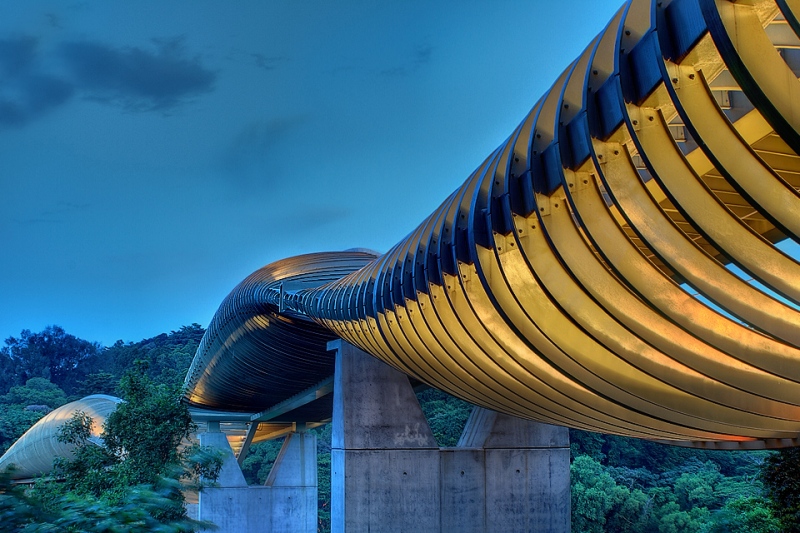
[1,326,100,396]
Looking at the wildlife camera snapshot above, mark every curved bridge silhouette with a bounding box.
[184,0,800,451]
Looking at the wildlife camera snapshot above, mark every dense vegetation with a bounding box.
[569,430,779,532]
[0,325,798,532]
[0,325,216,531]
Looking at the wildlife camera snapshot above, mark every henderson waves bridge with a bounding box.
[3,0,800,531]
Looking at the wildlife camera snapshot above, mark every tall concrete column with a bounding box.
[200,424,247,488]
[329,339,441,533]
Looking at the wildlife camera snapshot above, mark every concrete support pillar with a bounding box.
[200,427,247,487]
[328,340,570,533]
[197,428,317,533]
[442,407,571,533]
[329,339,441,533]
[265,432,318,533]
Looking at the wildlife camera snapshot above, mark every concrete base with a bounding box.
[328,340,570,533]
[197,430,317,533]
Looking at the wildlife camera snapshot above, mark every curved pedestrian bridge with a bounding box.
[184,0,800,451]
[4,0,800,487]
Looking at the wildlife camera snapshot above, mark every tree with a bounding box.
[241,438,285,485]
[101,361,194,492]
[2,326,100,395]
[416,388,473,446]
[27,360,223,528]
[0,378,67,454]
[571,454,641,532]
[1,377,67,409]
[0,405,45,454]
[77,371,118,396]
[672,461,722,510]
[762,447,800,531]
[707,496,780,533]
[102,324,204,387]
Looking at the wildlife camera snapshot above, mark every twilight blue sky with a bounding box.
[1,0,625,345]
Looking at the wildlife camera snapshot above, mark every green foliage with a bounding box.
[571,429,769,477]
[241,438,285,485]
[0,323,792,533]
[572,455,648,533]
[0,378,68,454]
[317,450,331,532]
[313,423,333,533]
[416,388,473,447]
[0,467,214,532]
[762,447,800,531]
[1,326,100,395]
[0,324,225,530]
[707,496,780,533]
[570,446,777,533]
[102,324,204,387]
[23,360,223,529]
[77,372,118,396]
[672,462,721,510]
[102,361,194,491]
[2,377,67,409]
[0,405,45,454]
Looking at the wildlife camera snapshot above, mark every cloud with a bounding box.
[12,201,92,225]
[379,43,433,77]
[45,13,63,30]
[220,116,307,185]
[0,36,37,76]
[224,47,287,73]
[60,38,216,111]
[0,32,217,129]
[0,36,74,128]
[250,53,284,71]
[414,44,432,66]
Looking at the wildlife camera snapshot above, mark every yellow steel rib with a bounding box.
[707,0,800,150]
[598,133,800,348]
[627,96,800,309]
[668,59,800,240]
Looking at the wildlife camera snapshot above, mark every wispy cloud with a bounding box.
[0,36,37,76]
[220,116,307,185]
[0,36,74,128]
[13,201,92,225]
[379,43,433,77]
[60,37,216,111]
[0,32,217,129]
[225,47,287,72]
[250,52,284,71]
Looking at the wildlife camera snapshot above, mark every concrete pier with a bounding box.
[328,340,570,533]
[197,427,317,533]
[330,340,441,533]
[443,407,571,533]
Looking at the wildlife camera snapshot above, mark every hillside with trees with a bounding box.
[0,325,797,532]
